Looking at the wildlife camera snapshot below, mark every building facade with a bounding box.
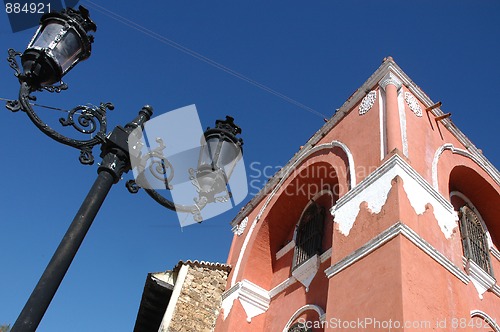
[215,57,500,331]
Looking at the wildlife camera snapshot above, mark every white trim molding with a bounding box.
[398,87,409,157]
[221,279,270,323]
[331,154,458,238]
[283,304,326,332]
[471,310,500,332]
[432,143,500,190]
[492,284,500,297]
[379,89,386,160]
[269,276,297,299]
[491,246,500,261]
[320,247,332,264]
[465,259,496,299]
[324,222,470,284]
[276,240,295,260]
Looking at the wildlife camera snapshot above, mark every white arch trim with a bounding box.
[470,310,500,332]
[231,140,355,286]
[432,143,500,190]
[282,304,326,332]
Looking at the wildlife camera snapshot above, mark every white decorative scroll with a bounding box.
[379,72,403,91]
[358,90,377,115]
[404,92,422,117]
[232,217,248,236]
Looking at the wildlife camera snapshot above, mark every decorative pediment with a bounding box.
[291,254,320,292]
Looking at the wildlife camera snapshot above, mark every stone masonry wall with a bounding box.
[168,265,228,332]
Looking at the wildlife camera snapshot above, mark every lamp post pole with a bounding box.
[11,106,153,332]
[6,6,244,332]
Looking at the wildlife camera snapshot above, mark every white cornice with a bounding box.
[320,247,332,264]
[324,222,469,284]
[491,246,500,261]
[331,154,457,238]
[276,240,295,260]
[221,279,270,322]
[269,276,297,299]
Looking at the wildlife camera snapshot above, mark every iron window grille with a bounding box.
[459,205,494,277]
[292,203,325,271]
[288,322,312,332]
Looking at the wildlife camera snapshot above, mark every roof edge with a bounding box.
[230,57,500,227]
[173,260,232,273]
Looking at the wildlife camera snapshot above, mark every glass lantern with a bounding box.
[21,6,96,87]
[196,116,243,201]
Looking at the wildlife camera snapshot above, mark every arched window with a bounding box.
[288,322,312,332]
[459,206,494,276]
[292,202,325,270]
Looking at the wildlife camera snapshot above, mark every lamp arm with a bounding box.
[126,173,208,222]
[143,187,207,214]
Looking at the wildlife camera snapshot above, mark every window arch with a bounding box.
[287,322,312,332]
[459,205,494,277]
[283,304,325,332]
[292,202,325,271]
[470,310,500,332]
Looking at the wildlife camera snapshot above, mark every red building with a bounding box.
[215,57,500,331]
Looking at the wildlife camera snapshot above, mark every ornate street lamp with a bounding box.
[20,6,96,87]
[5,6,243,332]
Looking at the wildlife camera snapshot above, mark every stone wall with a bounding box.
[168,264,229,332]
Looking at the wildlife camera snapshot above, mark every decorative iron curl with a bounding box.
[7,49,69,93]
[7,49,21,77]
[134,138,175,190]
[6,99,21,112]
[41,82,68,93]
[59,102,113,135]
[6,52,114,164]
[128,140,207,221]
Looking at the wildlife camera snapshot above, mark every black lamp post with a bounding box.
[5,6,243,332]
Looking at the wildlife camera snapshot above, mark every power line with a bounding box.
[0,97,85,114]
[83,1,328,120]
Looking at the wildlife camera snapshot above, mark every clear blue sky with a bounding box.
[1,1,499,331]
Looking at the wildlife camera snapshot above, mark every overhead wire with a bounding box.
[0,97,87,115]
[82,0,328,120]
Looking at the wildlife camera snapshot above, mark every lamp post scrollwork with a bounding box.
[5,6,244,332]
